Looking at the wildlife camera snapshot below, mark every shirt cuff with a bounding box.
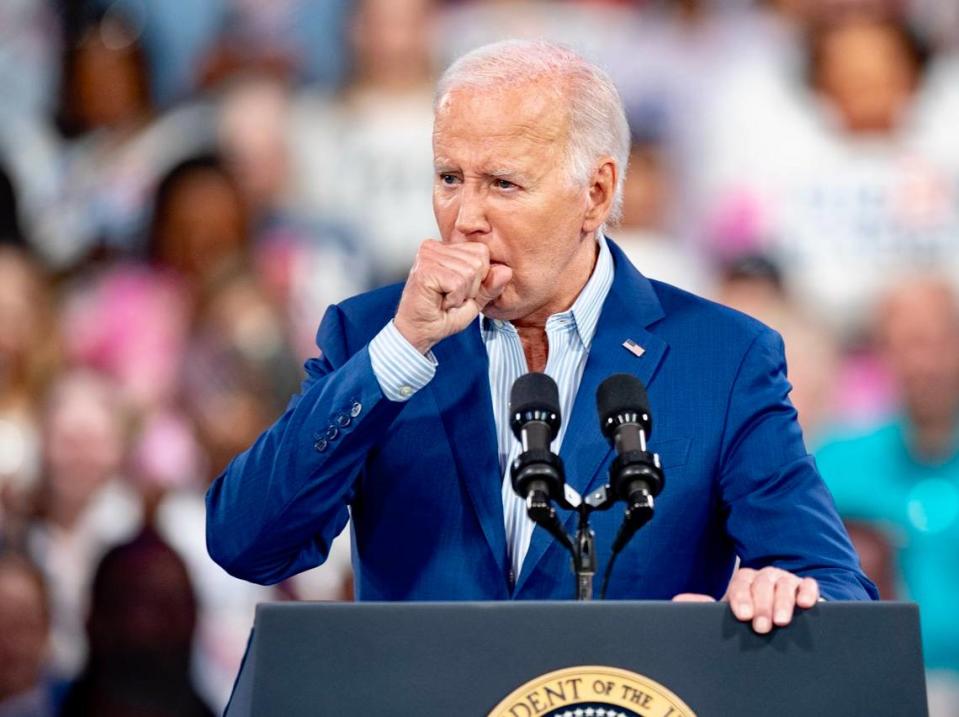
[368,320,438,402]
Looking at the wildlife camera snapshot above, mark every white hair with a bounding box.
[435,39,631,225]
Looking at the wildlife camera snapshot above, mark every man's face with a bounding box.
[432,82,597,323]
[881,283,959,426]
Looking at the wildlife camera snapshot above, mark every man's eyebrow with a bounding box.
[432,162,529,182]
[486,168,529,182]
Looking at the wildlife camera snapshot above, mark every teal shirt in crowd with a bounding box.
[816,421,959,672]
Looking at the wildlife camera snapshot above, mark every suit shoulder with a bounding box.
[316,282,405,356]
[334,282,405,332]
[649,278,780,352]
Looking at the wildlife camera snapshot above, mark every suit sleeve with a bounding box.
[205,304,408,585]
[718,327,879,600]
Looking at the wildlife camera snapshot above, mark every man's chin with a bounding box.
[482,289,546,324]
[481,300,518,322]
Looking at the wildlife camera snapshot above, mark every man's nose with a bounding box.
[452,183,490,238]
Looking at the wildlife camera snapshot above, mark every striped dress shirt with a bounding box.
[369,235,615,584]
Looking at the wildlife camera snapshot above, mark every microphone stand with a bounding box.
[573,510,596,601]
[523,484,619,601]
[523,478,658,600]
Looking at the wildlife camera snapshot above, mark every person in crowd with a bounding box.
[54,265,339,709]
[147,153,250,293]
[129,406,285,711]
[0,115,62,268]
[57,261,291,711]
[0,0,61,125]
[208,40,875,636]
[177,264,354,595]
[288,0,440,284]
[55,7,153,141]
[43,8,214,268]
[59,261,191,414]
[699,7,959,337]
[715,254,839,443]
[437,0,640,73]
[23,371,140,680]
[614,0,812,243]
[809,9,927,136]
[144,147,356,394]
[58,529,214,717]
[146,154,355,702]
[615,136,712,295]
[58,146,352,706]
[62,150,279,412]
[816,277,959,715]
[180,267,302,482]
[216,74,372,361]
[194,0,353,95]
[0,552,60,717]
[84,0,351,106]
[0,247,60,545]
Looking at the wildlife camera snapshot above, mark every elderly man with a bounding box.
[206,40,876,632]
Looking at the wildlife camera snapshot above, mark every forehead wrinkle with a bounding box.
[487,167,522,179]
[481,164,537,186]
[434,140,551,183]
[436,125,564,166]
[434,82,570,145]
[433,85,571,186]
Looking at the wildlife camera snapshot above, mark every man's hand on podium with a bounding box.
[673,567,820,634]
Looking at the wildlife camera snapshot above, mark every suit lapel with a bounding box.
[430,323,509,586]
[515,240,670,595]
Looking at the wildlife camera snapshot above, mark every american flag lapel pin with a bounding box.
[622,339,645,358]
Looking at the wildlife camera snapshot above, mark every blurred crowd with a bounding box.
[1,0,959,715]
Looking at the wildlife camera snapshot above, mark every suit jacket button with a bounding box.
[326,426,338,440]
[336,414,351,428]
[350,401,362,417]
[314,438,328,452]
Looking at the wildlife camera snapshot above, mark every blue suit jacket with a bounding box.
[206,241,877,601]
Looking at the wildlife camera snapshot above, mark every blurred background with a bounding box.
[1,0,959,715]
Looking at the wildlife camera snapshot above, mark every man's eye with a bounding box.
[440,174,459,185]
[494,179,516,190]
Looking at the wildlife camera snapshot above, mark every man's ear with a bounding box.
[581,157,617,234]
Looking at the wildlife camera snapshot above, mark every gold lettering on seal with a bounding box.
[488,666,696,717]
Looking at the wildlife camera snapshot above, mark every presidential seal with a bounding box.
[488,665,696,717]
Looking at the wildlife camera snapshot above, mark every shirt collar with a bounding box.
[562,232,613,349]
[481,233,614,349]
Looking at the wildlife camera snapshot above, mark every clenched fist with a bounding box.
[394,240,513,354]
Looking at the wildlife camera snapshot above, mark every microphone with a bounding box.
[596,373,665,556]
[509,373,572,551]
[509,372,565,504]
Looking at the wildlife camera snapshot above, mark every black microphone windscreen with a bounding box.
[510,372,561,421]
[596,373,651,436]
